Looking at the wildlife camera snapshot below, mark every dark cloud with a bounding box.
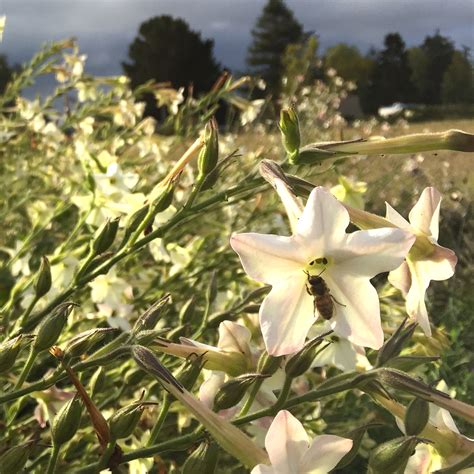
[1,0,473,90]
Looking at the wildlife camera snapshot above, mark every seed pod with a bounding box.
[0,335,24,373]
[213,374,264,411]
[256,352,282,376]
[0,442,33,474]
[182,441,219,474]
[285,335,328,378]
[34,256,52,299]
[51,396,83,446]
[197,118,219,179]
[92,217,120,254]
[34,302,75,352]
[279,106,300,162]
[122,204,150,243]
[109,402,145,439]
[89,367,106,398]
[368,436,423,473]
[405,398,430,436]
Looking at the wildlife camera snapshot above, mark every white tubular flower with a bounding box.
[231,187,415,356]
[251,410,352,474]
[155,320,253,376]
[386,187,457,336]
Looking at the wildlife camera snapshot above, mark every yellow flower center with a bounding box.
[305,256,332,275]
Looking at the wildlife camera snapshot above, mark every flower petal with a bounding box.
[406,259,431,335]
[199,371,225,408]
[218,321,252,359]
[251,464,275,474]
[409,187,441,240]
[388,261,412,296]
[274,179,304,234]
[230,233,306,285]
[300,434,353,474]
[333,228,415,278]
[385,202,413,232]
[265,411,309,473]
[325,271,384,349]
[260,274,315,356]
[296,187,349,255]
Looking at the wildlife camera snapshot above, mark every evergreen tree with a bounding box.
[0,54,15,94]
[247,0,304,95]
[123,15,221,115]
[420,32,455,103]
[441,50,473,103]
[366,33,415,112]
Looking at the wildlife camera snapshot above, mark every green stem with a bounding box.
[147,394,171,446]
[96,439,117,472]
[14,347,38,390]
[46,444,61,474]
[18,295,39,329]
[238,379,264,417]
[272,376,293,412]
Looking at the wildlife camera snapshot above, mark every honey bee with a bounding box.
[304,265,345,320]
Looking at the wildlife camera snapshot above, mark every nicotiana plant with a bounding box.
[0,40,473,474]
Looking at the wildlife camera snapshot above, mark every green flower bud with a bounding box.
[285,334,329,378]
[89,367,106,398]
[405,398,430,436]
[153,181,174,213]
[179,296,196,325]
[176,355,206,391]
[182,441,219,474]
[34,256,52,299]
[256,352,282,376]
[368,436,424,473]
[122,204,150,244]
[0,442,33,474]
[0,335,25,373]
[135,329,168,345]
[197,118,219,179]
[279,106,300,162]
[65,328,116,359]
[213,374,265,411]
[133,295,171,333]
[92,217,120,255]
[51,396,83,446]
[109,402,145,439]
[376,318,417,368]
[34,302,75,352]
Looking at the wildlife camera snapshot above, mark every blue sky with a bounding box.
[1,0,473,83]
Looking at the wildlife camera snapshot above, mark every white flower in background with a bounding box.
[330,176,367,210]
[76,80,98,102]
[113,99,145,127]
[0,16,6,42]
[89,269,133,330]
[72,162,145,226]
[386,188,457,336]
[154,87,185,115]
[231,187,415,356]
[78,117,95,135]
[7,241,32,277]
[251,410,352,474]
[241,99,266,126]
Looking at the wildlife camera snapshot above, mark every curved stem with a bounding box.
[147,394,171,446]
[272,376,293,412]
[46,444,61,474]
[14,347,38,390]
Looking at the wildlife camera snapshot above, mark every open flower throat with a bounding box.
[231,187,416,356]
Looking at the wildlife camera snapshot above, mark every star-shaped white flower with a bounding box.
[385,187,457,336]
[231,187,415,356]
[251,410,352,474]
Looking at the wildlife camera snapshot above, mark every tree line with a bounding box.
[1,0,472,114]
